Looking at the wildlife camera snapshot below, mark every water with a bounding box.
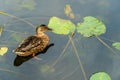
[0,0,120,80]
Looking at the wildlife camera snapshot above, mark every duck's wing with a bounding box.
[15,36,42,52]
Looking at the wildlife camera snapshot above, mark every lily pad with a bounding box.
[77,16,106,37]
[112,42,120,50]
[0,26,2,36]
[48,16,76,35]
[90,72,111,80]
[0,47,8,56]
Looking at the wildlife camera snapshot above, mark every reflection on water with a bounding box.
[14,43,54,66]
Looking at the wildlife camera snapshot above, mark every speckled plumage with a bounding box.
[14,24,52,57]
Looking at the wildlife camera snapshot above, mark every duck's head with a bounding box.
[36,24,52,36]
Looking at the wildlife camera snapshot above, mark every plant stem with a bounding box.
[69,35,87,80]
[95,36,116,54]
[52,37,71,67]
[0,67,27,76]
[52,33,75,67]
[3,29,28,35]
[0,11,35,28]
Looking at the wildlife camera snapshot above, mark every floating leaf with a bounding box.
[0,47,8,56]
[0,26,2,36]
[48,16,76,35]
[112,42,120,50]
[90,72,111,80]
[40,64,55,74]
[77,16,106,37]
[64,4,75,19]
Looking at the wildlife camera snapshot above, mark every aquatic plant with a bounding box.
[112,42,120,50]
[48,16,75,35]
[0,47,8,56]
[90,72,111,80]
[77,16,106,37]
[0,26,2,36]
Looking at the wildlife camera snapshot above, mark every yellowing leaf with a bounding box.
[112,42,120,50]
[90,72,111,80]
[0,47,8,56]
[48,16,76,35]
[77,16,106,37]
[64,4,75,19]
[0,26,2,36]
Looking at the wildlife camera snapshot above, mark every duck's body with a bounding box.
[14,24,52,57]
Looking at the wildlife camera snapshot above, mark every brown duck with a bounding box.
[14,24,52,57]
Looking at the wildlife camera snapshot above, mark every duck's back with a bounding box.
[14,35,49,56]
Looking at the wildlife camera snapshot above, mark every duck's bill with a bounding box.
[47,27,52,31]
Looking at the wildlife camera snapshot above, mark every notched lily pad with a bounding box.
[48,16,76,35]
[77,16,106,37]
[0,26,2,36]
[90,72,111,80]
[112,42,120,50]
[0,47,8,56]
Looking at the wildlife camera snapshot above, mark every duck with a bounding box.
[14,24,52,57]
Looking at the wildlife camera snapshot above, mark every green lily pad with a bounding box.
[0,26,2,36]
[77,16,106,37]
[112,42,120,50]
[90,72,111,80]
[48,16,76,35]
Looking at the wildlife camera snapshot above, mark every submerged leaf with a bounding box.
[77,16,106,37]
[40,64,55,74]
[0,26,2,36]
[0,47,8,56]
[11,0,36,11]
[112,42,120,50]
[90,72,111,80]
[48,16,76,35]
[11,33,25,42]
[19,0,36,10]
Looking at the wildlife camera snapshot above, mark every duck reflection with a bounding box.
[13,43,54,66]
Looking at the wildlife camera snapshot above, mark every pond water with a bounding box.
[0,0,120,80]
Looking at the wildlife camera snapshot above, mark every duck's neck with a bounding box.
[37,32,46,37]
[36,33,49,44]
[36,33,49,40]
